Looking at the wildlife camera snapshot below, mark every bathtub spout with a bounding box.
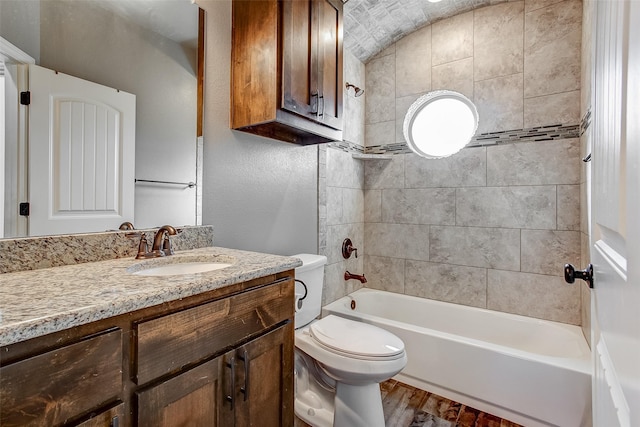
[344,271,367,283]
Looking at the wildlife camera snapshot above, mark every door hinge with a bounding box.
[19,202,30,216]
[20,91,31,105]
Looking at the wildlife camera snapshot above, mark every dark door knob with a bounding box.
[564,263,594,288]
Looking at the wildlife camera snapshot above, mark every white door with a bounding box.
[590,1,640,426]
[28,65,135,236]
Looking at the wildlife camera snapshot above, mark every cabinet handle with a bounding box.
[110,416,119,427]
[318,94,325,117]
[239,350,250,401]
[226,356,236,410]
[310,91,319,115]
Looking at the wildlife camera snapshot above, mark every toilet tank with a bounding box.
[293,254,327,329]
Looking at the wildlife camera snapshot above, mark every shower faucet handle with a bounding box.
[342,238,358,259]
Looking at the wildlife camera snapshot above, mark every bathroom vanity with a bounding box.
[0,247,301,427]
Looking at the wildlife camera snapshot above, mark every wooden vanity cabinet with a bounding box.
[0,271,295,427]
[231,0,344,145]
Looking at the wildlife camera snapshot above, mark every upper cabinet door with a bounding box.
[231,0,343,144]
[282,0,318,119]
[28,64,135,236]
[315,0,343,130]
[282,0,343,130]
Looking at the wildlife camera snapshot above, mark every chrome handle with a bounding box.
[110,416,119,427]
[226,356,236,410]
[239,350,250,401]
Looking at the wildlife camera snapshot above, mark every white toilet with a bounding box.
[293,254,407,427]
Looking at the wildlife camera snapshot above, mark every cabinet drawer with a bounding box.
[0,329,123,427]
[136,277,293,384]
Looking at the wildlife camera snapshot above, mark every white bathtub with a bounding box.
[322,288,592,427]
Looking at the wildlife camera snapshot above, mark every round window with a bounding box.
[403,90,479,159]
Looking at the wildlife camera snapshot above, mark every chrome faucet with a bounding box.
[344,271,367,283]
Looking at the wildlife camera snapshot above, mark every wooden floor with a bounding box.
[295,379,524,427]
[380,380,523,427]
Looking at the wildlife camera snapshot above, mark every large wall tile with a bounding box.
[524,90,581,128]
[474,73,524,133]
[343,49,366,147]
[487,269,580,324]
[366,54,396,124]
[327,147,364,189]
[524,0,582,97]
[364,156,404,189]
[432,11,474,66]
[557,184,580,230]
[405,260,487,308]
[404,149,486,188]
[365,120,395,147]
[364,255,405,293]
[364,189,382,223]
[432,57,474,101]
[487,139,580,185]
[474,2,524,81]
[395,25,431,98]
[525,0,566,13]
[327,186,343,226]
[365,222,430,261]
[456,186,556,229]
[395,93,424,143]
[430,226,521,270]
[342,188,364,224]
[327,222,364,264]
[521,229,580,275]
[382,188,456,225]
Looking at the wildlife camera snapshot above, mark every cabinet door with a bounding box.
[282,0,319,119]
[233,322,294,427]
[315,0,343,130]
[137,357,223,427]
[75,403,125,427]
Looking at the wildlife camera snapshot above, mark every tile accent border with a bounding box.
[364,122,581,155]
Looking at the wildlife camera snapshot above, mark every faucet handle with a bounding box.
[342,238,358,259]
[136,234,149,259]
[162,235,174,256]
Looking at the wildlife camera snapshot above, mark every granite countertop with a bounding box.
[0,247,302,347]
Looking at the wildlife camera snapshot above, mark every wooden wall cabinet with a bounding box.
[231,0,344,145]
[1,272,294,427]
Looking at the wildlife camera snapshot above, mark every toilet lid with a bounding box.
[309,315,405,358]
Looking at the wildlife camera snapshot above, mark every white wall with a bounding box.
[198,0,318,256]
[0,73,4,237]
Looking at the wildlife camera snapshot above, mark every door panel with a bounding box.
[28,64,135,236]
[317,0,343,130]
[590,1,640,426]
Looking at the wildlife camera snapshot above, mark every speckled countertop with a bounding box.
[0,247,302,347]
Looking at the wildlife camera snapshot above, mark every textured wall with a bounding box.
[362,0,584,325]
[199,0,318,257]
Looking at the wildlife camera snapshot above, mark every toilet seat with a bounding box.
[309,315,405,360]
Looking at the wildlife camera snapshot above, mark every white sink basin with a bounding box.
[127,255,236,277]
[131,262,233,276]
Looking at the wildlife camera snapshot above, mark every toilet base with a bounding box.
[334,382,384,427]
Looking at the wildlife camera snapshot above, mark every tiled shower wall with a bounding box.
[361,0,584,325]
[319,50,367,306]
